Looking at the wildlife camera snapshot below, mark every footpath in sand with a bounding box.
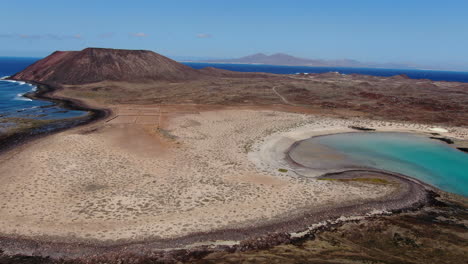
[0,105,466,248]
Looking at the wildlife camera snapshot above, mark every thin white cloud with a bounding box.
[196,33,212,39]
[131,32,148,37]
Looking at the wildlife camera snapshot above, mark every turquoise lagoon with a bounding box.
[313,132,468,197]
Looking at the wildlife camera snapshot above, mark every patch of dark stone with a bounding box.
[457,148,468,153]
[0,253,53,264]
[430,137,454,144]
[348,126,376,131]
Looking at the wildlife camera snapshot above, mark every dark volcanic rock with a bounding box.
[457,148,468,153]
[349,126,376,131]
[11,48,202,85]
[430,137,455,144]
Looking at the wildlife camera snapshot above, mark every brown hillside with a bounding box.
[11,48,202,84]
[198,66,273,78]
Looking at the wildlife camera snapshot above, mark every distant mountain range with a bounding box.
[192,53,425,70]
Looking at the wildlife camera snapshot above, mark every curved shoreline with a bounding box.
[284,131,468,198]
[0,169,433,259]
[0,81,111,155]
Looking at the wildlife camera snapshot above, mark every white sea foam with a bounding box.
[0,79,29,86]
[14,97,33,102]
[1,79,22,84]
[14,93,33,101]
[1,79,38,91]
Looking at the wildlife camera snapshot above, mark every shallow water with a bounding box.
[309,132,468,196]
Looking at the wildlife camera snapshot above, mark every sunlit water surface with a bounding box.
[312,132,468,196]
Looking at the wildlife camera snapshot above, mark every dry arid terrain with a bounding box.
[0,107,406,243]
[1,104,467,263]
[58,71,468,126]
[1,48,467,263]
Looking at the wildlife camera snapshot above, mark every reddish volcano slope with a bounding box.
[11,48,202,85]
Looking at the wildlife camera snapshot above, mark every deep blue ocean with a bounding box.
[184,62,468,83]
[0,57,85,121]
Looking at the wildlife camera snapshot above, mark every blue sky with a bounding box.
[1,0,468,69]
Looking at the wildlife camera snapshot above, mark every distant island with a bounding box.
[192,52,427,70]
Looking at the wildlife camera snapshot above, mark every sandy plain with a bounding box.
[1,103,467,252]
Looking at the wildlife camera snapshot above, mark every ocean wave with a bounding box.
[0,79,38,91]
[29,85,37,91]
[14,93,33,101]
[0,79,27,85]
[0,76,10,80]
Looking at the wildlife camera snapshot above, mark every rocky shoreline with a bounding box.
[0,81,110,155]
[0,176,435,264]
